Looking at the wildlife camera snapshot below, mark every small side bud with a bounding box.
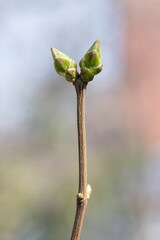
[77,193,84,200]
[51,47,78,83]
[87,184,92,200]
[79,40,103,82]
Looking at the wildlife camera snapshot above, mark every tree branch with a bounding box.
[70,78,88,240]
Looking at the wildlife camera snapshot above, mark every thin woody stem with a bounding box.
[70,78,88,240]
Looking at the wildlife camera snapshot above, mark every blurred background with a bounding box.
[0,0,160,239]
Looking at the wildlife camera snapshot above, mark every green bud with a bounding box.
[79,40,103,82]
[51,47,77,83]
[80,67,94,82]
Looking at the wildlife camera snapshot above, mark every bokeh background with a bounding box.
[1,0,160,239]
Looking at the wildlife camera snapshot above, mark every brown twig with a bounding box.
[70,77,88,240]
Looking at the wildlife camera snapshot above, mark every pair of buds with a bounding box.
[77,184,92,201]
[51,40,103,83]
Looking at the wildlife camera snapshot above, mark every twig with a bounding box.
[51,39,102,240]
[70,77,88,240]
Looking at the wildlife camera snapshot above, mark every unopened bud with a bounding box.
[79,40,103,82]
[51,47,77,83]
[86,184,92,200]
